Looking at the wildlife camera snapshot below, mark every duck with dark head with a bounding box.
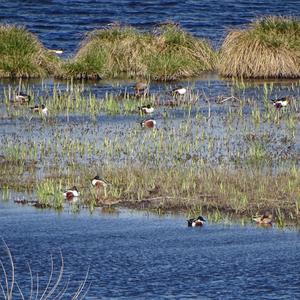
[187,215,206,227]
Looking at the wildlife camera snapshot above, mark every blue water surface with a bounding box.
[1,202,300,299]
[0,0,299,55]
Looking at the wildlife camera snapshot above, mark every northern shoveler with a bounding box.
[15,92,31,103]
[30,104,48,116]
[187,215,206,227]
[92,176,109,197]
[138,104,154,114]
[91,176,108,188]
[134,82,148,96]
[272,97,290,109]
[253,212,273,225]
[172,86,187,96]
[141,118,156,129]
[63,186,79,199]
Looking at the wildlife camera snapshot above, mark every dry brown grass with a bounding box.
[218,16,300,78]
[64,23,216,80]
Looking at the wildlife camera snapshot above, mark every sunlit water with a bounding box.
[1,2,300,299]
[0,0,299,55]
[1,201,300,299]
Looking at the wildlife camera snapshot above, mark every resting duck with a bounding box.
[187,215,206,227]
[63,186,79,199]
[272,97,290,109]
[134,82,148,96]
[172,86,187,96]
[253,212,273,225]
[92,176,109,197]
[138,104,154,114]
[30,104,48,116]
[141,118,156,129]
[91,176,108,188]
[15,92,31,103]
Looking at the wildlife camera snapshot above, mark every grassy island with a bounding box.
[218,16,300,79]
[64,23,216,80]
[0,25,61,78]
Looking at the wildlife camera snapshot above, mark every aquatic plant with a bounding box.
[0,239,90,299]
[36,180,63,209]
[0,24,61,78]
[64,23,216,80]
[218,16,300,78]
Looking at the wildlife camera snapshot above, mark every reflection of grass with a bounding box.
[0,239,90,299]
[219,16,300,78]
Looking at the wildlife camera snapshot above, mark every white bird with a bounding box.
[63,186,80,199]
[138,104,154,114]
[172,86,187,96]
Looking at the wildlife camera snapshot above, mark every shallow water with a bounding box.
[0,0,299,55]
[1,201,300,299]
[1,3,300,298]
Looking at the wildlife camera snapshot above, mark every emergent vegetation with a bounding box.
[218,16,300,79]
[0,25,61,77]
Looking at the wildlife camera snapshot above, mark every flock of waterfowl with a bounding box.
[64,178,273,227]
[10,81,290,228]
[187,213,273,227]
[12,82,190,129]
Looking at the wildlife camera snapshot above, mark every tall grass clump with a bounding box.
[64,23,216,80]
[0,24,61,77]
[218,16,300,78]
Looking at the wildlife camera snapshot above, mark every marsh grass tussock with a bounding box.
[0,25,61,78]
[64,23,216,80]
[218,16,300,79]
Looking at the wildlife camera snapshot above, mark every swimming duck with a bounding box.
[30,104,48,116]
[138,104,154,114]
[172,86,187,96]
[141,118,156,129]
[15,92,31,103]
[187,215,206,227]
[253,212,273,225]
[134,82,148,96]
[63,186,79,199]
[272,97,290,109]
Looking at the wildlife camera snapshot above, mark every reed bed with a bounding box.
[64,23,216,80]
[0,25,61,78]
[218,16,300,79]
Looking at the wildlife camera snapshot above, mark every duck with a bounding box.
[138,104,154,114]
[91,175,109,188]
[272,97,290,109]
[171,86,187,96]
[15,92,31,103]
[63,186,79,199]
[30,104,48,116]
[187,215,206,227]
[141,118,156,129]
[253,212,273,225]
[92,176,109,197]
[134,82,148,96]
